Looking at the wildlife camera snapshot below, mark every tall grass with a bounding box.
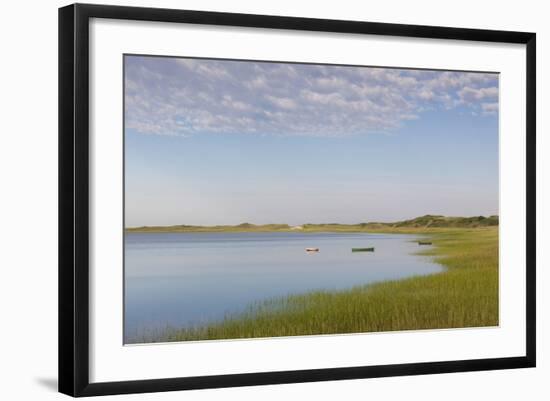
[144,227,498,343]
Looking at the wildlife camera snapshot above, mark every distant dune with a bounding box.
[384,214,499,228]
[125,214,499,233]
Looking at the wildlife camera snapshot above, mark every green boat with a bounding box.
[351,247,374,252]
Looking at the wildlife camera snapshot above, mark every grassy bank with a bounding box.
[146,227,498,343]
[126,215,498,233]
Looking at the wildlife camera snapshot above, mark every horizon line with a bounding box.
[125,214,499,229]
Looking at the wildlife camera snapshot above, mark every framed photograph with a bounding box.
[58,3,536,397]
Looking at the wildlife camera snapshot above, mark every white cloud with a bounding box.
[245,76,267,89]
[222,95,253,111]
[458,86,499,103]
[265,95,297,110]
[125,57,499,138]
[481,102,499,115]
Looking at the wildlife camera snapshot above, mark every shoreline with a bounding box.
[125,215,498,234]
[129,226,498,343]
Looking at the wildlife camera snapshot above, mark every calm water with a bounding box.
[124,232,442,341]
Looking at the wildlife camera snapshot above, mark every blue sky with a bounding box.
[124,55,499,227]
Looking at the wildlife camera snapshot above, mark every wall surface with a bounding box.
[0,0,547,399]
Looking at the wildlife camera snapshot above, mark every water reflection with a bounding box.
[124,232,441,341]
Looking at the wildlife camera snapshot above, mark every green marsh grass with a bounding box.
[125,215,498,233]
[145,227,498,343]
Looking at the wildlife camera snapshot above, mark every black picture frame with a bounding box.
[59,3,536,397]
